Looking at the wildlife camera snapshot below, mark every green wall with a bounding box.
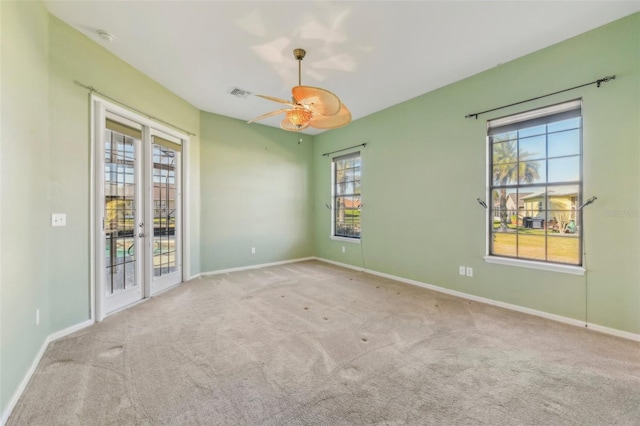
[313,13,640,335]
[1,0,51,414]
[199,113,315,272]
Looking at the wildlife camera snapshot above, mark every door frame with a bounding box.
[90,95,191,322]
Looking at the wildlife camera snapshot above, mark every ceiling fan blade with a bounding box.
[280,117,310,132]
[255,94,297,108]
[247,108,289,124]
[309,104,352,130]
[292,86,341,116]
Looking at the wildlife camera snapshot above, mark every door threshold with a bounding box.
[152,281,182,297]
[104,297,149,319]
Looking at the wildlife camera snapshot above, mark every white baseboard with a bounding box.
[585,322,640,342]
[314,257,640,342]
[1,319,94,425]
[47,319,94,342]
[0,338,49,426]
[314,256,365,272]
[199,257,315,276]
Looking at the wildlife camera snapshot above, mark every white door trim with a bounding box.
[90,95,190,321]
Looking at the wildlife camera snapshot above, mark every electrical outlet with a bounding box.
[36,309,40,326]
[251,247,256,254]
[466,267,473,277]
[342,246,346,253]
[459,266,466,276]
[51,213,66,227]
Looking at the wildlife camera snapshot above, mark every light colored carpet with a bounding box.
[8,260,640,425]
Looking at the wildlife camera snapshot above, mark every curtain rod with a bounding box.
[322,143,367,157]
[464,75,616,120]
[74,80,197,136]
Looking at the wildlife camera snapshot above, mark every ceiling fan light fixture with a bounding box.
[248,48,351,133]
[286,108,313,127]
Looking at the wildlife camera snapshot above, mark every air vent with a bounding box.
[228,87,252,98]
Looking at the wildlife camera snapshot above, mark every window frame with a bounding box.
[330,151,362,243]
[484,100,585,275]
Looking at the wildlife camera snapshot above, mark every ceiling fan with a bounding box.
[248,48,351,132]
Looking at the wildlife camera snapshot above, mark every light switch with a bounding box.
[51,213,66,227]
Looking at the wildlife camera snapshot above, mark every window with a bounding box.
[332,152,361,239]
[488,100,582,266]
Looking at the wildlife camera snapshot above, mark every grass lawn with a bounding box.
[493,232,580,264]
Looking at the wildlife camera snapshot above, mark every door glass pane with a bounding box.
[104,130,138,295]
[152,143,177,278]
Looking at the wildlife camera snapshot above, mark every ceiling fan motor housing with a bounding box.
[293,48,306,61]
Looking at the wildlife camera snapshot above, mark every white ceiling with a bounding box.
[44,1,639,135]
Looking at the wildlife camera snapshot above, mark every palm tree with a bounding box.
[492,138,540,230]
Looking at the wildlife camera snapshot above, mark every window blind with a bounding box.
[488,99,581,136]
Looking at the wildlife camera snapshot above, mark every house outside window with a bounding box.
[332,152,361,240]
[488,100,582,265]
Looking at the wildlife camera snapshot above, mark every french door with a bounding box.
[94,99,184,319]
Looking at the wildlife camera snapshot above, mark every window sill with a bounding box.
[330,236,361,244]
[483,256,585,276]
